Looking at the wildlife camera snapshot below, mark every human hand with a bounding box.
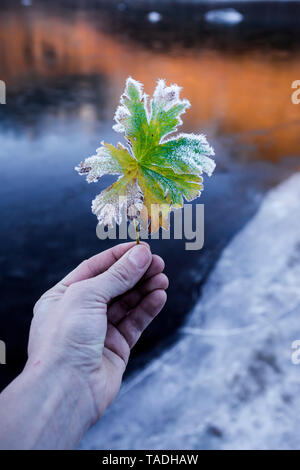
[27,242,168,426]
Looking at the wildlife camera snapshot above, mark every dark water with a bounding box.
[1,0,300,390]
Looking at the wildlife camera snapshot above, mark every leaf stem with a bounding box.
[134,219,140,245]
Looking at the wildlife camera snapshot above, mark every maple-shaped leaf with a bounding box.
[75,77,215,233]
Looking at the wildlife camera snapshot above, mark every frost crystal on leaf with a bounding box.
[75,77,215,232]
[92,179,144,226]
[75,145,123,183]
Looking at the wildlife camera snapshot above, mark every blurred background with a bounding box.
[1,0,300,449]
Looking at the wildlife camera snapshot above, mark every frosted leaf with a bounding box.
[113,105,132,134]
[75,142,136,183]
[153,79,183,112]
[92,178,144,226]
[160,133,216,176]
[75,153,121,183]
[76,77,216,233]
[123,76,144,102]
[113,77,150,138]
[149,79,191,142]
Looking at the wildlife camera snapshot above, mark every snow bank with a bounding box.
[80,173,300,450]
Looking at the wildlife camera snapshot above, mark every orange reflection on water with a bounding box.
[0,8,300,162]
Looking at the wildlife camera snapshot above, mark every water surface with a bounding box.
[1,1,300,389]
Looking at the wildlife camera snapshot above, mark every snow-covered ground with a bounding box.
[80,173,300,450]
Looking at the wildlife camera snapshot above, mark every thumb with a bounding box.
[90,244,152,302]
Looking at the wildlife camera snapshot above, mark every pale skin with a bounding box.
[0,242,168,449]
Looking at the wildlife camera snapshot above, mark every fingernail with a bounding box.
[128,245,151,269]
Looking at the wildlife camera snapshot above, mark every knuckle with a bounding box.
[33,289,52,315]
[66,282,78,295]
[126,327,140,349]
[80,259,94,277]
[71,279,89,293]
[110,264,132,288]
[66,280,87,300]
[33,298,42,315]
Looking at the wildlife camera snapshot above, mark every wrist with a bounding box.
[23,357,98,447]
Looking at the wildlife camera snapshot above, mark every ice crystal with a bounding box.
[76,77,215,233]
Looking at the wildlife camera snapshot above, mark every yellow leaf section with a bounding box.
[103,142,137,172]
[136,167,171,233]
